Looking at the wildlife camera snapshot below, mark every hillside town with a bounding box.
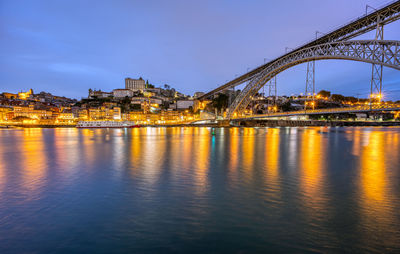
[1,77,400,127]
[0,77,211,126]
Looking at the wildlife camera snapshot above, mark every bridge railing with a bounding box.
[231,104,400,120]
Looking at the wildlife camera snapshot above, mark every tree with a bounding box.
[318,90,331,98]
[344,96,358,103]
[212,94,229,111]
[331,94,345,102]
[131,104,141,110]
[280,101,293,112]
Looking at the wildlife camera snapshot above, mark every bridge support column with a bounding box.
[267,76,277,112]
[370,21,384,103]
[305,60,315,110]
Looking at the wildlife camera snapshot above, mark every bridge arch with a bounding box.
[227,40,400,118]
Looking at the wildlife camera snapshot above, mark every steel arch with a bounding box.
[227,40,400,118]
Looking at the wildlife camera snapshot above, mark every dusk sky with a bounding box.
[1,0,400,100]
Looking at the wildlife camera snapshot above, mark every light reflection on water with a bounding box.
[0,127,399,253]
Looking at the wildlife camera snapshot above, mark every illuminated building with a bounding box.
[88,89,112,99]
[126,110,196,125]
[125,77,145,91]
[0,107,12,121]
[58,112,74,120]
[113,107,121,120]
[78,109,89,120]
[88,108,105,120]
[13,105,52,119]
[193,100,211,111]
[2,92,18,99]
[128,111,147,122]
[131,97,147,104]
[88,107,122,120]
[18,89,34,100]
[176,100,194,110]
[113,89,133,98]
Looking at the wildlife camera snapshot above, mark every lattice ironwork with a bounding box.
[268,75,277,99]
[370,22,384,102]
[267,75,277,112]
[305,61,315,107]
[199,1,400,100]
[227,40,400,118]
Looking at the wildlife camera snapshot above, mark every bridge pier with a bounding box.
[370,20,384,103]
[267,76,277,113]
[305,60,315,110]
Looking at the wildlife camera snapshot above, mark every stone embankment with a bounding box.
[236,120,400,127]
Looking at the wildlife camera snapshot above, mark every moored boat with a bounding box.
[76,121,140,128]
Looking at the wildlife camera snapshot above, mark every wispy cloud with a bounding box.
[48,62,105,76]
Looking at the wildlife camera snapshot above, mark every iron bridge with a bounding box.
[198,1,400,120]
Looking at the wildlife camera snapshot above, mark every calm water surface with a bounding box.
[0,127,399,253]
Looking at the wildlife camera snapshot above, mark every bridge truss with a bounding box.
[227,40,400,118]
[199,1,400,101]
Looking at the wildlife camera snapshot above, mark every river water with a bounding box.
[0,127,399,253]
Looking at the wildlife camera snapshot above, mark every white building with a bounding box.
[88,89,112,99]
[113,89,133,98]
[131,97,148,105]
[125,77,145,91]
[150,98,162,105]
[113,107,121,120]
[176,100,194,109]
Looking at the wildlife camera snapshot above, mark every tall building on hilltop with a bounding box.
[125,77,145,91]
[18,89,34,100]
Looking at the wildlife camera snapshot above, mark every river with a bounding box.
[0,127,399,253]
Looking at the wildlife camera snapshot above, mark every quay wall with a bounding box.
[236,120,400,127]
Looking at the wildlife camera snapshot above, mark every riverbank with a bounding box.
[2,120,400,128]
[236,119,400,127]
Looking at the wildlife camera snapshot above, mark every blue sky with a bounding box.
[1,0,399,100]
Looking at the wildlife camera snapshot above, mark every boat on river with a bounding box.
[76,121,140,128]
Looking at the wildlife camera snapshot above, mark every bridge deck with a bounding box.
[231,105,400,120]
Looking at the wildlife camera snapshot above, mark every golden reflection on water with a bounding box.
[242,128,255,176]
[0,134,5,193]
[193,128,210,193]
[81,129,96,167]
[360,131,386,203]
[1,126,399,242]
[130,128,142,171]
[265,128,280,177]
[228,128,240,177]
[299,128,327,210]
[20,128,47,195]
[351,129,362,156]
[112,129,125,176]
[288,128,298,167]
[141,128,166,185]
[264,128,281,196]
[54,128,80,172]
[182,127,194,169]
[358,130,398,244]
[169,128,182,175]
